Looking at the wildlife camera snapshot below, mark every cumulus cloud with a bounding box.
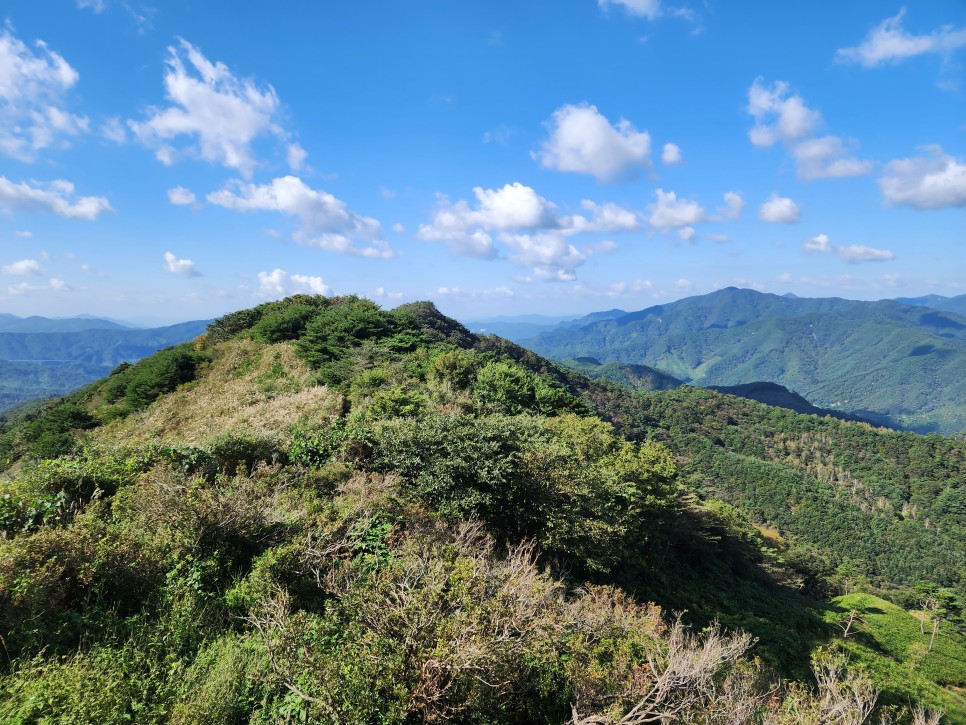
[534,104,652,182]
[598,0,662,20]
[163,251,200,277]
[257,268,330,298]
[717,191,746,220]
[130,40,302,176]
[418,182,634,280]
[0,177,112,220]
[0,29,89,161]
[167,186,196,205]
[1,258,44,276]
[646,189,705,230]
[878,146,966,210]
[661,142,682,165]
[836,8,966,67]
[747,79,872,181]
[802,233,894,263]
[208,176,393,258]
[565,199,642,234]
[758,193,801,223]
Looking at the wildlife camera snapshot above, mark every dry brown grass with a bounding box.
[91,339,342,447]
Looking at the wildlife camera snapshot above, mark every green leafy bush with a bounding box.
[104,345,209,413]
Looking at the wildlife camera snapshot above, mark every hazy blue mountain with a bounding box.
[895,293,966,318]
[0,314,133,333]
[0,319,210,414]
[466,308,627,343]
[524,288,966,434]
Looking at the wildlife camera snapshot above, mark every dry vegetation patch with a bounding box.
[92,340,342,446]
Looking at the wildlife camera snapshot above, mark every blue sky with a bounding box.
[0,0,963,324]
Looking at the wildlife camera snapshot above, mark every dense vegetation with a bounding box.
[0,294,962,722]
[525,287,966,434]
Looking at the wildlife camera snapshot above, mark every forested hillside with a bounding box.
[0,295,962,723]
[525,288,966,435]
[0,320,210,414]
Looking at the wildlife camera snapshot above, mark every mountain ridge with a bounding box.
[524,288,966,434]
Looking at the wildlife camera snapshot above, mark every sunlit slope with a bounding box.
[526,288,966,433]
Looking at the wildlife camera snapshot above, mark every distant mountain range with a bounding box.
[523,288,966,434]
[0,317,210,414]
[466,309,627,341]
[0,313,133,333]
[895,293,966,318]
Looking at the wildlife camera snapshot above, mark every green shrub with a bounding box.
[206,431,284,474]
[474,360,536,414]
[22,401,98,459]
[250,305,318,343]
[365,386,428,420]
[103,345,209,414]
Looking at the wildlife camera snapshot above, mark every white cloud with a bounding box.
[1,258,43,276]
[717,191,746,220]
[167,186,196,206]
[646,189,705,230]
[802,233,833,253]
[482,124,514,145]
[418,182,634,279]
[208,175,393,258]
[836,244,896,263]
[707,233,731,243]
[374,287,404,301]
[661,142,682,165]
[500,232,591,282]
[0,177,112,220]
[472,182,560,229]
[257,268,330,298]
[391,222,406,234]
[0,29,88,161]
[417,183,560,260]
[678,226,696,243]
[15,230,32,238]
[286,143,308,171]
[758,193,801,223]
[101,116,127,143]
[565,200,642,234]
[5,277,68,296]
[598,0,661,20]
[130,39,294,176]
[534,103,651,182]
[747,79,872,181]
[163,251,200,277]
[802,233,895,263]
[878,146,966,209]
[836,9,966,68]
